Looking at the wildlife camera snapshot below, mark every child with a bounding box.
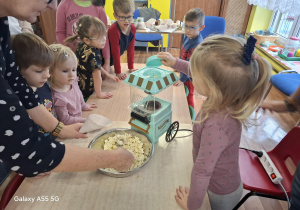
[65,15,119,99]
[158,35,271,210]
[56,0,111,73]
[174,8,205,120]
[12,33,55,136]
[108,0,137,80]
[49,44,98,125]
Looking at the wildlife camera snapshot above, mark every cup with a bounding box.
[79,114,112,133]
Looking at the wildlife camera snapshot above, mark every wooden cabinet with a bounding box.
[170,0,228,48]
[38,9,57,44]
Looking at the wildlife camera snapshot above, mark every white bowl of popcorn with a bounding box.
[89,128,154,178]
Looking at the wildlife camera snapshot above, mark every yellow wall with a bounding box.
[246,6,273,33]
[105,0,114,20]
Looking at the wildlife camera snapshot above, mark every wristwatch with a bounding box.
[51,121,64,137]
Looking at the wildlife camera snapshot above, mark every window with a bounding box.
[270,11,300,40]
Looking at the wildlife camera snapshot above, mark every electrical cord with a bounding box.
[278,181,290,209]
[175,129,193,138]
[239,147,263,157]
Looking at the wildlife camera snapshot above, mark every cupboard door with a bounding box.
[39,9,57,44]
[170,0,225,48]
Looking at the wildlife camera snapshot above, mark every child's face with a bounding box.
[184,20,204,39]
[20,65,50,89]
[51,56,77,86]
[86,34,107,49]
[114,11,134,31]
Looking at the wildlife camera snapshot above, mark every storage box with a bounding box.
[253,32,279,44]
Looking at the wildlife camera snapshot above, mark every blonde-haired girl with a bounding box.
[158,35,271,210]
[65,15,119,99]
[49,44,97,125]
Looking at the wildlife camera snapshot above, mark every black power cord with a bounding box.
[175,129,193,138]
[239,147,263,157]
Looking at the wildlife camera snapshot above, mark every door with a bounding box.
[170,0,228,48]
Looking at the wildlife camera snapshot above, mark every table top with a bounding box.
[136,28,185,35]
[5,63,207,210]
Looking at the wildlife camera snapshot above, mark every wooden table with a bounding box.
[5,63,208,210]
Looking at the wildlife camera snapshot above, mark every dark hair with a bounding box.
[92,0,105,6]
[64,15,106,44]
[185,8,205,25]
[12,33,54,70]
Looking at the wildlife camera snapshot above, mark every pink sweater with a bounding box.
[56,0,110,58]
[173,59,242,210]
[51,78,89,125]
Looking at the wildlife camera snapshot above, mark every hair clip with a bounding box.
[52,47,58,52]
[242,35,257,65]
[63,50,69,57]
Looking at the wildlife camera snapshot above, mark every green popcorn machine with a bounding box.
[124,55,180,144]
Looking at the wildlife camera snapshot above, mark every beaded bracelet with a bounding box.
[51,121,64,137]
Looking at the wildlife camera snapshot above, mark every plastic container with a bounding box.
[253,32,279,44]
[284,36,300,53]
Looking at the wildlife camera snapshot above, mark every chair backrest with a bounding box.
[268,126,300,183]
[133,9,140,19]
[201,16,226,39]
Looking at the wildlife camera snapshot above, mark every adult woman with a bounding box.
[0,0,133,177]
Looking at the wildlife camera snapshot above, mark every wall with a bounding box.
[246,6,273,33]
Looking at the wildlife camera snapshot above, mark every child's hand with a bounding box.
[173,81,183,86]
[85,102,98,111]
[256,100,287,113]
[102,63,111,73]
[157,52,176,67]
[129,69,138,73]
[116,73,127,80]
[108,74,120,82]
[175,186,189,210]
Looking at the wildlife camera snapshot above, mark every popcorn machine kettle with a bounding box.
[124,55,180,143]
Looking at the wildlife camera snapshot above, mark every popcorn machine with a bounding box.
[124,56,180,143]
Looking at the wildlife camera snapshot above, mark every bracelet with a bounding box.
[51,121,64,137]
[284,99,297,113]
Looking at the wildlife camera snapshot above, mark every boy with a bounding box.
[174,8,205,120]
[108,0,137,80]
[12,33,55,136]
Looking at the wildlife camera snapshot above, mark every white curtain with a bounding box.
[247,0,300,15]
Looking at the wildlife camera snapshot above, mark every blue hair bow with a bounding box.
[242,35,257,65]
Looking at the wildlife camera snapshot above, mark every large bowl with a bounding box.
[88,128,154,178]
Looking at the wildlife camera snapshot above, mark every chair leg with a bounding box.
[146,46,148,53]
[232,191,255,210]
[158,40,160,52]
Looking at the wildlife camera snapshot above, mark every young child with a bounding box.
[56,0,111,73]
[158,35,271,210]
[108,0,137,80]
[12,33,55,136]
[49,44,97,125]
[65,15,119,99]
[174,8,205,120]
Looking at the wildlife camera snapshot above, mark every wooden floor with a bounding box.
[123,47,300,210]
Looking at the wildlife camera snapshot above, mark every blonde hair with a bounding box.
[190,35,271,125]
[113,0,135,14]
[64,15,106,44]
[12,33,54,70]
[48,44,77,84]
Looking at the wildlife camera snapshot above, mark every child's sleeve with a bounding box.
[56,2,67,44]
[187,123,229,210]
[108,26,122,74]
[173,58,190,76]
[97,7,110,59]
[54,98,86,125]
[127,25,136,70]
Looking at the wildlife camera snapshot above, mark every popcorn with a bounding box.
[102,133,151,172]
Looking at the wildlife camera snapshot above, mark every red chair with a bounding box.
[0,174,24,210]
[233,126,300,209]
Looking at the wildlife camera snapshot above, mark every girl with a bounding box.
[65,15,119,99]
[49,44,97,125]
[158,35,271,210]
[56,0,111,73]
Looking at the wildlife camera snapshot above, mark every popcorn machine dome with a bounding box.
[125,55,180,143]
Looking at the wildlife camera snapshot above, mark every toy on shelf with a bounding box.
[278,36,300,61]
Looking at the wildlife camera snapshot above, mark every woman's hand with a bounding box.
[111,147,134,172]
[58,123,88,139]
[157,52,177,67]
[175,186,189,210]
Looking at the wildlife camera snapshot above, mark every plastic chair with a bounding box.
[233,126,300,209]
[0,174,24,209]
[134,9,163,52]
[201,16,226,39]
